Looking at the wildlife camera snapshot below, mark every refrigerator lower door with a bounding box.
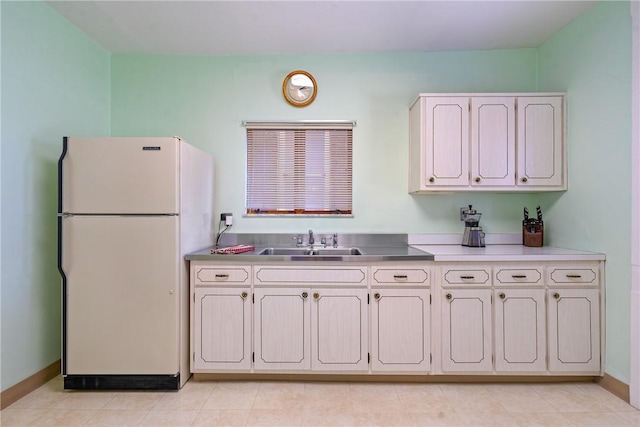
[60,215,180,380]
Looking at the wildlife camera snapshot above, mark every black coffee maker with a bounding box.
[460,205,486,247]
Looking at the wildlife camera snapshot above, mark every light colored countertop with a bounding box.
[412,244,605,262]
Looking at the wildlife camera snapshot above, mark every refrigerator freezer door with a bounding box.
[61,137,180,214]
[61,215,180,375]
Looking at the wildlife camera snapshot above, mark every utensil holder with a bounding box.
[523,225,544,247]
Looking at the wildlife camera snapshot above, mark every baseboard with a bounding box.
[0,360,61,410]
[597,373,630,403]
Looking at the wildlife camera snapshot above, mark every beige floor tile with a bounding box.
[395,384,458,414]
[457,412,525,426]
[252,381,306,410]
[138,409,199,426]
[53,391,116,409]
[0,408,49,426]
[83,409,148,426]
[153,386,212,410]
[298,410,358,426]
[191,409,249,426]
[203,388,257,410]
[563,411,634,426]
[616,410,640,425]
[515,412,578,426]
[498,395,560,414]
[103,392,164,411]
[404,411,468,426]
[245,408,303,426]
[28,408,97,426]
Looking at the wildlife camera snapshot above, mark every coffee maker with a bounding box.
[460,205,486,247]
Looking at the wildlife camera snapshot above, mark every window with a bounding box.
[245,121,354,216]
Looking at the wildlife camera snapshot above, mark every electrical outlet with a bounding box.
[221,213,233,226]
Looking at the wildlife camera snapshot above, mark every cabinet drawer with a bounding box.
[193,266,251,285]
[548,265,599,286]
[442,267,491,286]
[495,267,543,285]
[254,266,367,286]
[372,267,429,285]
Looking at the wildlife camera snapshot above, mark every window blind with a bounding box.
[245,122,353,215]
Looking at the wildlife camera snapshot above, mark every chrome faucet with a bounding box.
[308,229,315,246]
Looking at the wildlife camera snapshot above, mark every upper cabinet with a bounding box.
[409,93,566,193]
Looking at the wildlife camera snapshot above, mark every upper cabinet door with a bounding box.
[517,96,565,188]
[471,97,516,187]
[423,97,470,187]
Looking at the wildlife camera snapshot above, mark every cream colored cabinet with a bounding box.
[253,265,368,373]
[517,96,565,188]
[409,93,566,192]
[191,264,252,373]
[441,288,493,372]
[494,289,546,372]
[311,288,368,371]
[546,264,601,373]
[370,266,431,372]
[410,96,469,188]
[253,287,311,371]
[193,287,251,372]
[471,96,516,187]
[371,288,430,372]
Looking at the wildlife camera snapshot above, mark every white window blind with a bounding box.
[245,121,353,215]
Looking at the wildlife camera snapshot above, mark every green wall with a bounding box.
[0,1,110,391]
[111,50,540,233]
[538,1,632,383]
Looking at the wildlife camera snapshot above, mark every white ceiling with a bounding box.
[46,0,597,56]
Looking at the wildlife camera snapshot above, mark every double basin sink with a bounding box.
[259,247,362,256]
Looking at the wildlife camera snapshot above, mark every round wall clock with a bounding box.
[282,70,317,107]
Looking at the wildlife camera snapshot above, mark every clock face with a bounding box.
[283,70,317,107]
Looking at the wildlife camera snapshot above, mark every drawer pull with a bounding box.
[374,293,381,300]
[499,293,506,299]
[553,292,560,300]
[214,274,229,279]
[511,275,527,279]
[460,275,475,280]
[313,292,320,300]
[301,292,308,299]
[241,292,248,299]
[566,274,582,279]
[446,293,452,300]
[393,275,408,280]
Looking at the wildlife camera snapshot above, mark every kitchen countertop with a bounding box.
[412,244,605,262]
[185,245,435,262]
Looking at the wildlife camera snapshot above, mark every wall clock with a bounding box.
[282,70,317,107]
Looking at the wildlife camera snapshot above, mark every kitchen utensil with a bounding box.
[461,205,485,247]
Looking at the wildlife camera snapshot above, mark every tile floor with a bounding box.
[1,376,639,426]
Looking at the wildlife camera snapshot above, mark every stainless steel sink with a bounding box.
[258,247,362,256]
[310,248,362,255]
[258,248,314,255]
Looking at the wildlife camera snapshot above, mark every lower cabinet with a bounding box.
[193,287,252,372]
[370,288,431,372]
[191,260,603,378]
[441,289,493,372]
[253,287,368,372]
[548,288,600,372]
[494,288,546,372]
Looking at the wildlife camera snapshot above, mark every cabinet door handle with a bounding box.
[429,177,435,183]
[475,177,481,183]
[313,292,320,300]
[241,291,248,299]
[460,275,475,280]
[446,293,452,300]
[521,177,528,183]
[374,293,381,300]
[393,275,408,280]
[301,292,308,299]
[511,275,527,279]
[553,292,560,300]
[214,274,229,279]
[566,274,582,279]
[499,293,506,299]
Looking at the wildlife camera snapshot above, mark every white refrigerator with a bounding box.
[57,136,214,390]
